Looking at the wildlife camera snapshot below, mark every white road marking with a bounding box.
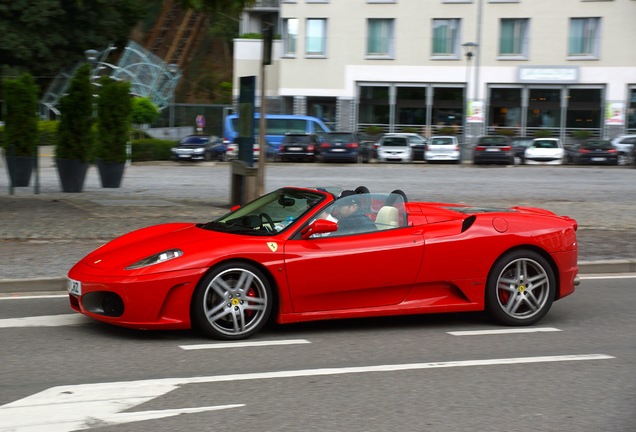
[580,274,636,280]
[179,339,311,350]
[0,354,614,431]
[0,294,68,300]
[447,327,562,336]
[0,314,88,328]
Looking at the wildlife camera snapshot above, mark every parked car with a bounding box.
[359,140,378,163]
[424,135,461,163]
[610,135,636,165]
[376,133,418,162]
[525,138,565,165]
[318,132,361,163]
[565,140,618,165]
[171,135,226,161]
[404,133,429,161]
[225,140,260,161]
[67,186,579,340]
[279,133,320,162]
[510,136,534,165]
[472,135,514,165]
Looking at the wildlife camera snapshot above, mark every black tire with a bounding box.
[485,249,555,326]
[192,262,272,340]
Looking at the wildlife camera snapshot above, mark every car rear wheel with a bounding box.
[192,262,272,340]
[485,250,555,326]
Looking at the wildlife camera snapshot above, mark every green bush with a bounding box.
[533,129,553,138]
[56,64,94,162]
[3,73,39,157]
[131,138,175,161]
[130,97,160,126]
[96,76,132,163]
[38,121,58,146]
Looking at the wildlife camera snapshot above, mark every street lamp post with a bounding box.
[166,63,179,131]
[462,42,478,163]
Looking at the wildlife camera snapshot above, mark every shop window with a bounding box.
[489,88,522,128]
[395,87,427,127]
[358,85,391,126]
[527,88,561,128]
[566,88,602,129]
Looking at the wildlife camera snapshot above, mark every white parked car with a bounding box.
[524,138,565,165]
[226,140,261,161]
[610,135,636,165]
[376,134,414,162]
[424,135,461,163]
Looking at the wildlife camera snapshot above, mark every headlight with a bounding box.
[194,148,204,153]
[125,249,183,270]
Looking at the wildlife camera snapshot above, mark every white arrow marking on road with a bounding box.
[0,354,614,431]
[0,314,88,328]
[447,327,562,336]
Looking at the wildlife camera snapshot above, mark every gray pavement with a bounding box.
[1,154,635,294]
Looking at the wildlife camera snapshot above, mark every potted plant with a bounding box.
[55,64,94,192]
[2,73,39,187]
[95,76,132,188]
[533,129,553,138]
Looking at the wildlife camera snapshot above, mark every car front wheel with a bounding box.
[192,262,272,340]
[485,250,555,326]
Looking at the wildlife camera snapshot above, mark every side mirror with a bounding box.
[301,219,338,239]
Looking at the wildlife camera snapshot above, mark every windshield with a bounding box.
[430,137,455,145]
[180,136,210,145]
[203,188,326,235]
[382,137,409,147]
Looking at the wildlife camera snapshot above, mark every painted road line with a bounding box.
[179,339,312,350]
[0,354,614,432]
[447,327,562,336]
[0,294,68,301]
[580,274,636,280]
[0,314,88,328]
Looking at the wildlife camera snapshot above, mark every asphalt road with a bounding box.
[1,274,634,432]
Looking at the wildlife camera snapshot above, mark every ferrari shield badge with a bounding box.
[267,242,278,252]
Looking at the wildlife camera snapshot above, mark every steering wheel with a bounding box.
[259,213,276,231]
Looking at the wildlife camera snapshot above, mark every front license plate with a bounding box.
[67,278,81,296]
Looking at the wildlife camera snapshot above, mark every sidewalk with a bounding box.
[1,160,635,294]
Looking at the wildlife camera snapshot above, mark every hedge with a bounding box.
[131,138,175,161]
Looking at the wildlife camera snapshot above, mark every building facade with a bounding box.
[235,0,636,143]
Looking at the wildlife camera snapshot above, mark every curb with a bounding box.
[1,260,634,295]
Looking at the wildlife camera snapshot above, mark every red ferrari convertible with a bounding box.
[67,187,579,340]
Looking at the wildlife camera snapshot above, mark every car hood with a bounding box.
[74,223,251,275]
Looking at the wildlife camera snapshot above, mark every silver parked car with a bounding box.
[610,135,636,165]
[424,135,461,163]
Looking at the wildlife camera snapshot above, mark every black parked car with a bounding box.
[171,135,226,161]
[318,132,362,163]
[472,135,514,165]
[279,133,320,162]
[565,140,619,165]
[359,140,378,163]
[510,136,534,164]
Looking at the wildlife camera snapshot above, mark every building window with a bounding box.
[283,18,298,56]
[306,18,327,56]
[367,19,395,58]
[568,17,601,58]
[499,18,529,58]
[432,19,460,58]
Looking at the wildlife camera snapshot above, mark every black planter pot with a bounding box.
[56,158,89,193]
[4,155,35,187]
[96,159,126,188]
